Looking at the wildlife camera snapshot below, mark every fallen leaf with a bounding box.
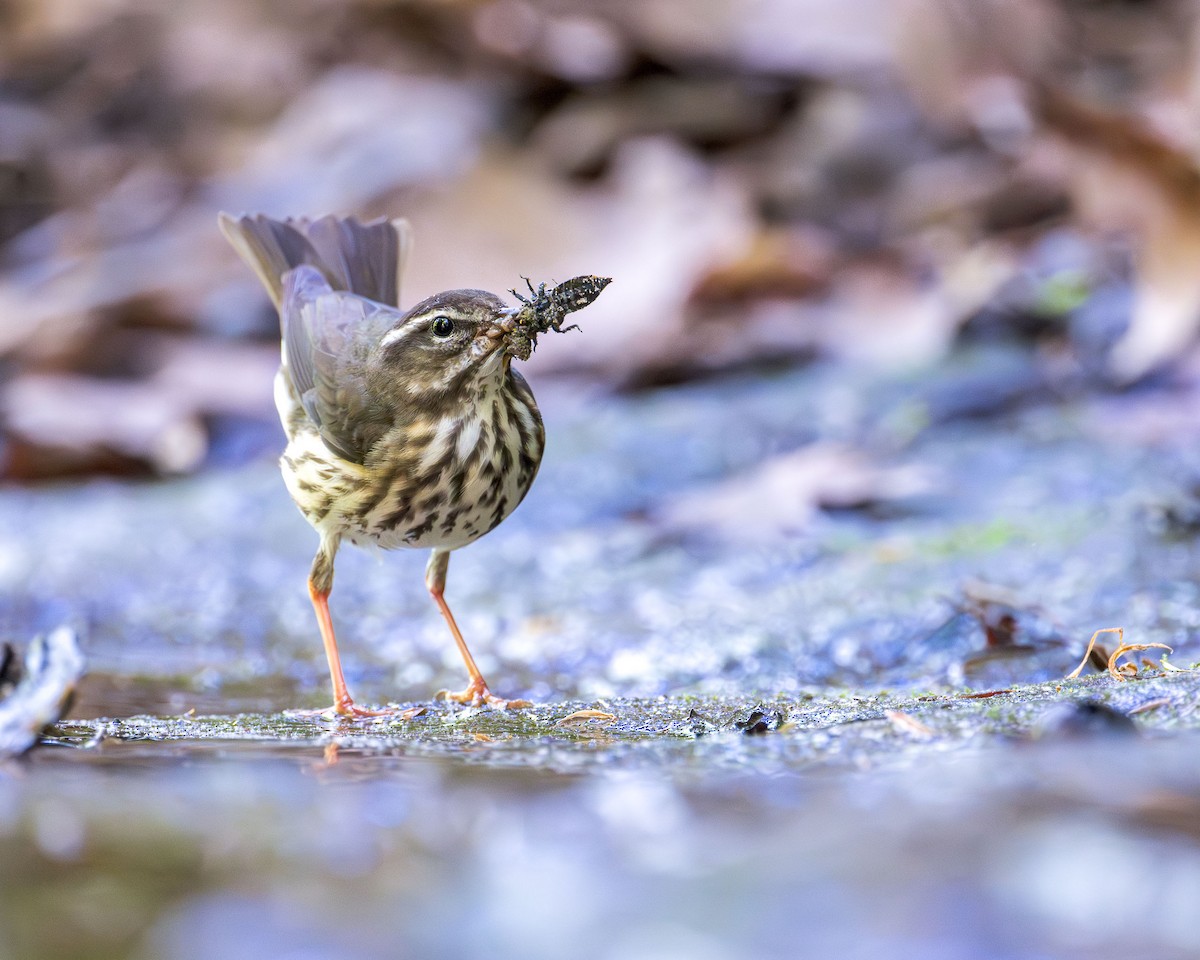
[556,709,616,727]
[1034,87,1200,382]
[1107,642,1174,681]
[1066,627,1124,680]
[690,227,834,304]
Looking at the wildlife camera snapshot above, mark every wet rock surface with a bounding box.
[3,352,1200,958]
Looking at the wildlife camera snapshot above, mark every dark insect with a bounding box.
[505,275,612,360]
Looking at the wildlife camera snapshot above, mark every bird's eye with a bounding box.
[431,316,455,338]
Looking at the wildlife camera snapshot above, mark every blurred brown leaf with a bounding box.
[690,228,834,304]
[659,442,934,542]
[1034,89,1200,381]
[6,0,1200,485]
[2,374,207,480]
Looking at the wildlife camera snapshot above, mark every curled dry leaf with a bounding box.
[556,709,617,727]
[1066,626,1124,680]
[1066,627,1175,681]
[1107,642,1174,680]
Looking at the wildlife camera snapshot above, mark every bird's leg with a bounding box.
[302,536,387,718]
[427,549,530,709]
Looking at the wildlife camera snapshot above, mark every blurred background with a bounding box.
[5,0,1200,713]
[6,4,1200,960]
[3,0,1200,480]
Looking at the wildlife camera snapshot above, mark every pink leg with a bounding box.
[426,550,530,709]
[300,537,388,718]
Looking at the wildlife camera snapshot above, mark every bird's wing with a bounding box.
[281,265,401,464]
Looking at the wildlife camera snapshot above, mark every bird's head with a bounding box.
[376,289,521,403]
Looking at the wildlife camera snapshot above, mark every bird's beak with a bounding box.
[482,311,522,357]
[484,312,518,339]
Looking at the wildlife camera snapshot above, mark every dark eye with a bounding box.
[431,316,455,338]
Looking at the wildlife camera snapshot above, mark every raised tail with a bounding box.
[218,212,412,310]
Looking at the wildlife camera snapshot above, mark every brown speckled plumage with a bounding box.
[219,212,572,715]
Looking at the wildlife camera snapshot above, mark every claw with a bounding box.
[435,678,531,710]
[287,696,400,719]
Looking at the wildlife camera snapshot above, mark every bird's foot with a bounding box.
[287,696,399,719]
[436,679,531,710]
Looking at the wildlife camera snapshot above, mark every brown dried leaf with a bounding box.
[556,709,616,727]
[1033,88,1200,381]
[1107,642,1173,681]
[689,228,834,305]
[1066,627,1124,680]
[959,581,1023,648]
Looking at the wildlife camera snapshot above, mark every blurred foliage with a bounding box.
[2,0,1200,479]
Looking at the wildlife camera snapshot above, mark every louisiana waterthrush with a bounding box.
[219,213,609,715]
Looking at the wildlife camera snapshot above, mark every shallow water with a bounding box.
[7,724,1200,960]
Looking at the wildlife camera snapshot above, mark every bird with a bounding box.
[218,212,564,716]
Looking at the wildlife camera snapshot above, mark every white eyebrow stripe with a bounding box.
[379,321,422,349]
